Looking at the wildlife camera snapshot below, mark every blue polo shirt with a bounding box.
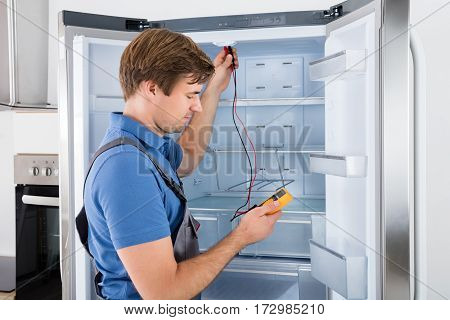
[84,112,185,300]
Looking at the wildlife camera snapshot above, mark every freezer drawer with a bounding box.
[298,267,327,300]
[191,211,233,252]
[189,197,325,257]
[194,212,318,258]
[310,240,367,299]
[240,213,317,258]
[202,257,326,300]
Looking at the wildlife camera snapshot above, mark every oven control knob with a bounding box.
[28,167,39,176]
[41,167,52,176]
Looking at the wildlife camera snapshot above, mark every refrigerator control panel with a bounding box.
[219,14,287,29]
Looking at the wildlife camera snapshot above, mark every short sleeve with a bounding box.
[93,150,171,250]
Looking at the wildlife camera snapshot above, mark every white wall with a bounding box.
[0,111,15,257]
[410,0,450,299]
[13,111,59,154]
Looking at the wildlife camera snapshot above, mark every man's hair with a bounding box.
[119,28,215,101]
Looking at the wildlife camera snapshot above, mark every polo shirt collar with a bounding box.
[110,112,168,150]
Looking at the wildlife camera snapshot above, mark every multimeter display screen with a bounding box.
[275,188,286,198]
[257,187,292,215]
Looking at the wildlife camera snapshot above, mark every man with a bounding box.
[83,28,282,300]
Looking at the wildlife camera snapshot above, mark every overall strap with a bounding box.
[84,136,186,202]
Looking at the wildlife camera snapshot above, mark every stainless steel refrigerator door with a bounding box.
[0,0,15,106]
[0,0,49,108]
[308,0,411,300]
[58,15,140,299]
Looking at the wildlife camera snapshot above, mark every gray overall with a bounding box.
[76,137,201,299]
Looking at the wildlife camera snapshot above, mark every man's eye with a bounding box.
[187,96,193,99]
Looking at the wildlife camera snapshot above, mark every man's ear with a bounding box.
[140,80,157,99]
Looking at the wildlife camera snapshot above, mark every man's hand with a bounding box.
[234,201,283,246]
[205,48,239,94]
[117,200,282,299]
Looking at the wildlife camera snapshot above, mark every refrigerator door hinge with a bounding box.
[126,19,164,31]
[323,4,343,19]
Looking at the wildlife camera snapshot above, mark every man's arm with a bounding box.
[117,202,281,300]
[177,49,238,177]
[176,89,220,177]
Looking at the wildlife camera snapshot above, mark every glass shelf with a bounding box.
[207,145,325,154]
[188,195,325,214]
[206,145,325,154]
[218,97,324,108]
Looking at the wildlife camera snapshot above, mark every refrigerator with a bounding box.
[58,0,414,300]
[0,0,51,109]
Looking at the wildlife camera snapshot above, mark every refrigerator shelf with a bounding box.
[188,195,325,214]
[90,96,324,111]
[309,153,367,178]
[223,178,294,192]
[309,50,366,81]
[218,97,324,108]
[208,145,325,154]
[310,240,367,300]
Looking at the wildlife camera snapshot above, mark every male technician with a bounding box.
[82,28,282,300]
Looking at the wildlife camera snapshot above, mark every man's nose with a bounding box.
[190,95,203,113]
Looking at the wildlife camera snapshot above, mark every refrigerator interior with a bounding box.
[72,12,378,299]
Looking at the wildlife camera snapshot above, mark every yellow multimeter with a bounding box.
[258,187,293,215]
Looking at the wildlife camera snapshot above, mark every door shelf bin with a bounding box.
[310,240,367,299]
[309,154,367,177]
[309,50,366,81]
[202,257,326,300]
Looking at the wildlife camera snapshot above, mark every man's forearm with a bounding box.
[177,89,220,176]
[165,228,247,299]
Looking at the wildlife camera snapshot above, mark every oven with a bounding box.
[14,154,61,299]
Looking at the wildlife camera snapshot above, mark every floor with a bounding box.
[0,291,15,300]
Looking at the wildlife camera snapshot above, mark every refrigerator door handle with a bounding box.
[6,0,17,106]
[410,27,426,300]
